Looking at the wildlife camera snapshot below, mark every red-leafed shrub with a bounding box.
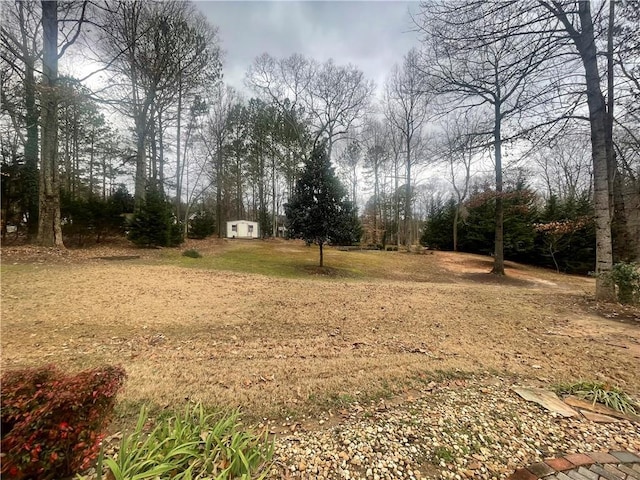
[1,364,126,479]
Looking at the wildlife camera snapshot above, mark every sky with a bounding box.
[194,1,421,97]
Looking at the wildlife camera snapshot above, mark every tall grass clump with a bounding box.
[554,380,639,415]
[92,403,273,480]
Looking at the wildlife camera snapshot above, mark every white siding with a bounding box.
[226,220,259,239]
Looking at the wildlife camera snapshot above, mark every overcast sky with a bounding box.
[194,1,421,97]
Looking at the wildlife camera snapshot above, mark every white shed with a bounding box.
[226,220,259,239]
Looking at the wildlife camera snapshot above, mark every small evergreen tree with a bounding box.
[188,210,215,239]
[128,185,183,247]
[285,142,361,266]
[421,197,457,250]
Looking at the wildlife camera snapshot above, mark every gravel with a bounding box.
[266,376,640,479]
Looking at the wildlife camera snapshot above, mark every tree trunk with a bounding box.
[453,204,459,252]
[491,102,505,275]
[405,140,412,248]
[37,0,64,247]
[134,115,147,210]
[216,136,224,237]
[176,78,183,221]
[373,164,379,245]
[89,128,95,196]
[24,58,39,236]
[319,241,324,267]
[158,111,165,195]
[578,3,616,301]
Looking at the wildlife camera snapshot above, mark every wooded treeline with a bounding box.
[1,0,638,299]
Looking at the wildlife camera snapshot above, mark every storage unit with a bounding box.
[226,220,259,239]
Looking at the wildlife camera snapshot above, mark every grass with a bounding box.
[161,239,447,282]
[2,239,639,428]
[554,381,639,415]
[182,249,202,258]
[82,403,273,480]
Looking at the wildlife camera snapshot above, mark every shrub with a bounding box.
[610,262,640,305]
[1,365,126,479]
[188,210,216,239]
[554,380,639,415]
[98,403,273,480]
[128,186,183,248]
[182,249,202,258]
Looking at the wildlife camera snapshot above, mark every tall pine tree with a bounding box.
[285,142,361,267]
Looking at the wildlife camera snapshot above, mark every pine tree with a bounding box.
[128,185,183,247]
[285,142,361,267]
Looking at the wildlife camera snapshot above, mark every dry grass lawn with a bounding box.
[1,238,639,424]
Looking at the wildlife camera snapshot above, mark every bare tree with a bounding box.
[532,129,593,201]
[307,59,374,160]
[534,0,617,299]
[97,0,220,211]
[1,1,42,235]
[37,1,88,246]
[247,53,374,161]
[246,53,313,159]
[435,110,489,251]
[384,48,431,247]
[337,138,361,207]
[362,117,389,245]
[200,83,238,236]
[416,1,556,273]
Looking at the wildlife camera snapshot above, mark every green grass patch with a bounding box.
[165,242,374,279]
[432,446,455,463]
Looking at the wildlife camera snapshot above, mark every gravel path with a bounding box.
[267,376,640,480]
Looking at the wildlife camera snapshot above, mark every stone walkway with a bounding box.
[508,451,640,480]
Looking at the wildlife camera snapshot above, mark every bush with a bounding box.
[1,365,126,479]
[128,186,183,248]
[188,210,215,239]
[61,187,134,246]
[182,249,202,258]
[610,262,640,304]
[98,403,273,480]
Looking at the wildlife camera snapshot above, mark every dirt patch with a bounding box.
[300,265,355,277]
[1,241,638,423]
[460,272,537,287]
[94,255,141,261]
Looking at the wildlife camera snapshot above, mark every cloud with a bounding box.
[195,1,420,96]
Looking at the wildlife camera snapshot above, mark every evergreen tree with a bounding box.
[128,185,183,247]
[188,210,216,239]
[421,197,457,250]
[285,142,361,266]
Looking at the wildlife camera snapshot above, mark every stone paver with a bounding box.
[564,453,596,467]
[588,452,621,464]
[546,457,576,472]
[617,464,640,479]
[577,466,599,480]
[566,470,591,480]
[507,451,640,480]
[590,464,623,480]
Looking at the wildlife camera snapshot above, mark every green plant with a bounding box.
[1,365,126,479]
[188,210,216,239]
[432,446,455,463]
[128,185,183,248]
[554,381,639,415]
[98,403,273,480]
[182,249,202,259]
[610,262,640,304]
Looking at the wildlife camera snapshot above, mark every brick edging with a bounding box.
[507,451,640,480]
